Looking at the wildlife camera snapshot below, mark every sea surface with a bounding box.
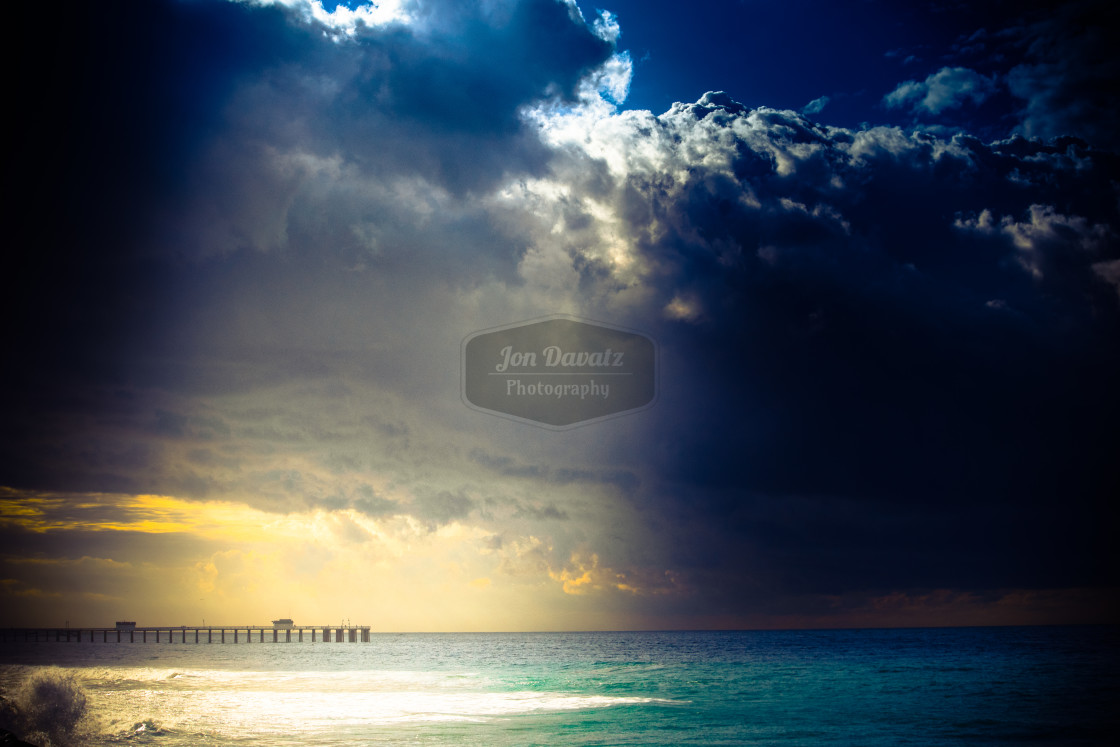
[1,626,1118,745]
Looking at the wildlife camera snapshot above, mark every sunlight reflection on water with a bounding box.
[75,665,680,743]
[2,629,1117,746]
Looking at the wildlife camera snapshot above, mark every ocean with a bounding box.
[1,626,1117,746]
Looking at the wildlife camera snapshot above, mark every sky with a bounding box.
[2,0,1118,631]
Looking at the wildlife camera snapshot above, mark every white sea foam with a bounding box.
[31,663,683,740]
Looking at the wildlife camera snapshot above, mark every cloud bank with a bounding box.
[2,0,1117,629]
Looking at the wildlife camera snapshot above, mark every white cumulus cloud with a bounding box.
[884,66,997,115]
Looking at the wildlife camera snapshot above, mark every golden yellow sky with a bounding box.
[0,486,672,631]
[4,486,1113,631]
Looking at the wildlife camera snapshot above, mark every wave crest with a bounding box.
[0,667,91,747]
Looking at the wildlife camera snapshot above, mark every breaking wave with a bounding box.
[0,667,91,746]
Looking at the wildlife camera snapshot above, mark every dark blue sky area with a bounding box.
[574,0,1095,138]
[583,0,931,114]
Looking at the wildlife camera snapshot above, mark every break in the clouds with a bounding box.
[2,0,1118,631]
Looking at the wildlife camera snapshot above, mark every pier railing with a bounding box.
[0,625,372,643]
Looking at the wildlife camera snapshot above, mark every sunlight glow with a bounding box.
[239,0,413,37]
[0,487,659,631]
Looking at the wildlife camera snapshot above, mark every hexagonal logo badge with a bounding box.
[462,315,657,429]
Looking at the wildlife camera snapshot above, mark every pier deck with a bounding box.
[0,625,372,643]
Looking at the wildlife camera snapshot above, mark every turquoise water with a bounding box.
[1,627,1117,745]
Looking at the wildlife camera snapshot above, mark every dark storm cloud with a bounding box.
[539,89,1119,610]
[2,0,615,493]
[411,489,474,528]
[919,0,1120,149]
[7,0,295,375]
[0,526,216,570]
[1004,0,1120,149]
[4,0,1117,627]
[468,448,639,492]
[192,0,613,205]
[351,486,401,517]
[8,0,613,314]
[512,502,570,521]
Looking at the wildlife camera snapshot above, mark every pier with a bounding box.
[0,625,372,643]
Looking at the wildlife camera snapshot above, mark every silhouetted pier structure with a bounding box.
[0,624,372,643]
